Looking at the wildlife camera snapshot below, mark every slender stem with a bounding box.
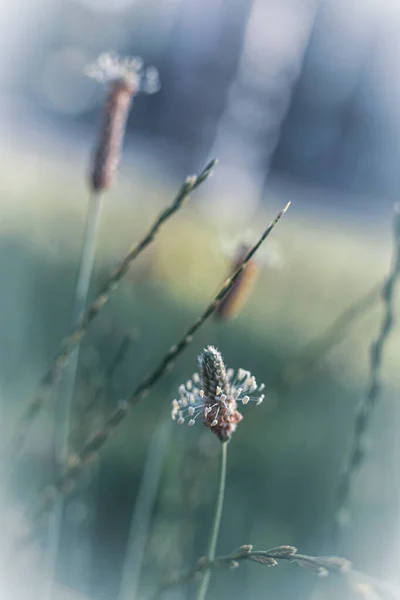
[117,415,172,600]
[331,206,400,545]
[195,441,228,600]
[58,191,103,464]
[41,190,103,600]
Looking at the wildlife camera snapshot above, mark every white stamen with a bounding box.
[242,395,250,405]
[250,378,257,392]
[188,406,195,416]
[186,380,192,390]
[256,394,264,406]
[238,369,249,381]
[200,390,205,398]
[259,383,265,392]
[188,419,195,427]
[193,373,200,383]
[216,386,221,396]
[243,376,252,390]
[211,419,218,427]
[177,417,184,425]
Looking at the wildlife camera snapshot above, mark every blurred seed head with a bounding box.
[85,52,160,93]
[86,52,160,193]
[216,244,259,320]
[216,230,282,320]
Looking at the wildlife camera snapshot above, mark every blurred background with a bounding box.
[1,0,400,599]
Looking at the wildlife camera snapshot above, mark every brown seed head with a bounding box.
[216,230,282,321]
[86,53,160,193]
[216,244,258,320]
[90,79,133,192]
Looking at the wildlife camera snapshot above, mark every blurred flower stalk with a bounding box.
[41,52,160,599]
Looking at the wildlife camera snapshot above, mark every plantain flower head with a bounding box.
[171,346,264,442]
[85,52,160,95]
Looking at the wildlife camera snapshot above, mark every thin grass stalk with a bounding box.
[195,441,228,600]
[11,160,217,453]
[150,425,208,600]
[165,544,399,599]
[62,336,132,596]
[117,414,172,600]
[42,202,290,503]
[40,190,103,600]
[331,206,400,544]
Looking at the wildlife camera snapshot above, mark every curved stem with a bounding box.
[196,441,228,600]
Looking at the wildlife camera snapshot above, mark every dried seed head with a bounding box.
[216,231,282,321]
[215,244,258,321]
[170,345,265,442]
[86,53,160,193]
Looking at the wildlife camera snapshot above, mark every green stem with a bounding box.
[196,441,228,600]
[41,190,103,600]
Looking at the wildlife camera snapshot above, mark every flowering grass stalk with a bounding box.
[332,205,400,544]
[165,543,400,599]
[40,53,160,599]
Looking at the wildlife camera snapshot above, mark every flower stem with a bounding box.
[41,190,103,600]
[196,441,228,600]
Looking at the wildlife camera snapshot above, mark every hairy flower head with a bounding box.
[85,52,160,95]
[85,52,160,192]
[171,346,264,442]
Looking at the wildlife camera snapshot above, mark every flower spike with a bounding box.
[171,346,264,442]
